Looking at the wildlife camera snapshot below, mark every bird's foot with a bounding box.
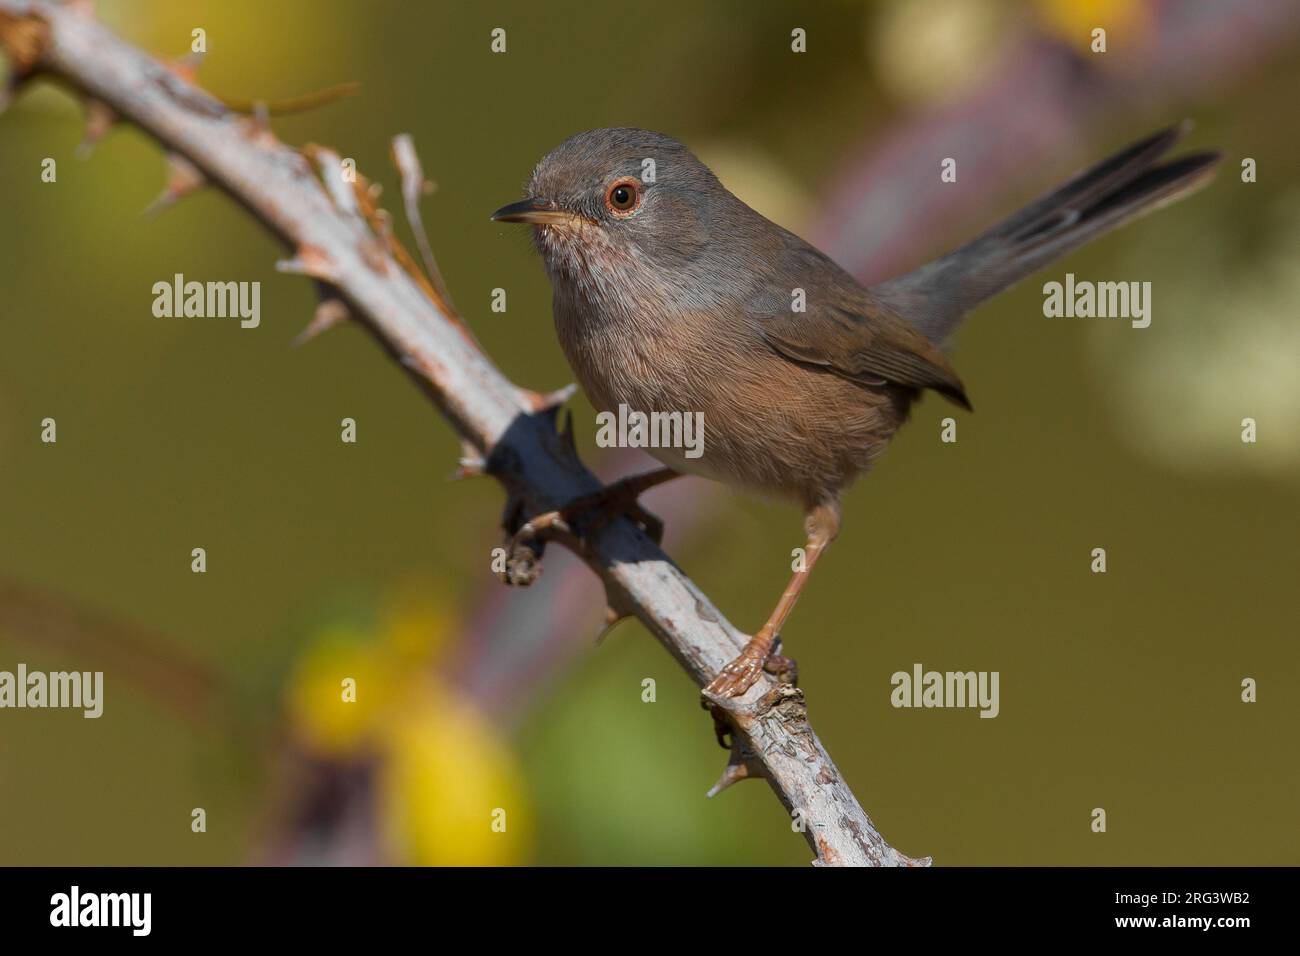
[764,650,798,686]
[500,476,665,585]
[519,477,664,544]
[703,630,783,698]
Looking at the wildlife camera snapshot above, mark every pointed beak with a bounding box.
[490,197,581,225]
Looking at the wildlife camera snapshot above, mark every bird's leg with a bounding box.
[704,500,840,698]
[509,467,679,548]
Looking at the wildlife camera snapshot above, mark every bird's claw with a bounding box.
[507,483,662,553]
[764,652,798,686]
[500,536,545,586]
[498,509,570,586]
[703,644,769,698]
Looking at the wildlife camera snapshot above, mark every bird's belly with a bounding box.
[574,354,731,482]
[555,303,912,504]
[643,441,731,482]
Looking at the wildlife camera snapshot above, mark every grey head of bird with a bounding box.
[490,127,757,305]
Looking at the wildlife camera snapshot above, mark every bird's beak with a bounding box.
[490,197,581,226]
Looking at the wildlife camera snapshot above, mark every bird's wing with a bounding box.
[752,242,971,409]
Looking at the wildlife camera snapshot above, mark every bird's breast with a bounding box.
[547,268,911,505]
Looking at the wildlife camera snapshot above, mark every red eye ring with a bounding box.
[605,177,642,215]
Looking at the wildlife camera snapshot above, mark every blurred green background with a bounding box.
[1,0,1297,866]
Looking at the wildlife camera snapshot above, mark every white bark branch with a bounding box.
[0,0,928,866]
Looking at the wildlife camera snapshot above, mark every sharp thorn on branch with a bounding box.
[167,50,203,85]
[706,736,767,798]
[450,439,487,480]
[305,144,361,218]
[238,105,278,149]
[706,760,752,798]
[452,456,487,481]
[293,295,351,347]
[523,382,577,416]
[141,152,205,217]
[275,244,338,281]
[595,592,634,644]
[77,98,117,158]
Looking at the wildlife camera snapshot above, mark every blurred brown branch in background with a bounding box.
[0,578,219,723]
[0,0,924,866]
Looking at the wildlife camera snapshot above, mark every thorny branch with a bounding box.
[0,0,928,866]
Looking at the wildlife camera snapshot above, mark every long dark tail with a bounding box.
[873,122,1220,343]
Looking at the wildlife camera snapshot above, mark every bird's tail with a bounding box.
[873,122,1221,343]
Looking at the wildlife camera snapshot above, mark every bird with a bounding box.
[491,124,1219,698]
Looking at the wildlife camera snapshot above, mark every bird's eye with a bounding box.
[606,178,640,214]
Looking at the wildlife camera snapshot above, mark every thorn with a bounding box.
[451,439,487,480]
[596,589,635,644]
[705,731,766,798]
[292,295,350,347]
[77,99,117,158]
[307,145,361,217]
[238,106,278,149]
[595,605,631,645]
[527,382,577,415]
[142,152,206,217]
[453,456,487,480]
[276,244,338,281]
[706,760,752,798]
[167,50,204,85]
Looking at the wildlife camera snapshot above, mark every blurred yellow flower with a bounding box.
[379,681,531,866]
[1034,0,1151,52]
[286,625,384,754]
[284,583,532,864]
[380,579,456,663]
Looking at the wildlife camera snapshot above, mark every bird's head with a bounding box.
[491,128,723,290]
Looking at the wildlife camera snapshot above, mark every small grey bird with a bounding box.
[492,124,1218,698]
